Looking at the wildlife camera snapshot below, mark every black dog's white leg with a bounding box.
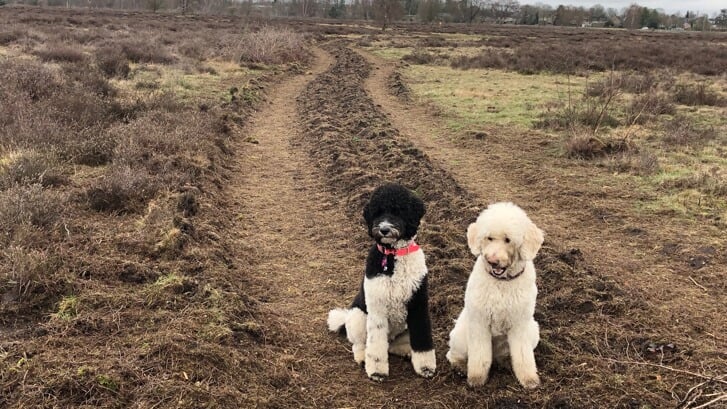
[345,307,367,364]
[407,277,436,378]
[365,312,389,381]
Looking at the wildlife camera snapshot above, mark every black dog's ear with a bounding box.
[410,193,425,221]
[403,192,425,235]
[363,198,373,225]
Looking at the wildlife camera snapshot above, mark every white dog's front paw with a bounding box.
[411,350,436,378]
[365,355,389,382]
[517,372,540,389]
[467,372,488,387]
[446,350,467,377]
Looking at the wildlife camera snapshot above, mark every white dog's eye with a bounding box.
[505,237,510,243]
[487,237,493,241]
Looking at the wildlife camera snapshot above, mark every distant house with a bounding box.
[583,20,607,28]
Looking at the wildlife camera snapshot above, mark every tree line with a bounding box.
[6,0,727,31]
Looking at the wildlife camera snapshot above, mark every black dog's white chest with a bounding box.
[363,251,427,316]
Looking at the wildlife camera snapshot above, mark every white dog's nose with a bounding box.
[486,254,507,266]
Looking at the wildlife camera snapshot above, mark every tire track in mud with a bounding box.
[231,46,466,408]
[295,42,605,407]
[291,42,721,408]
[353,48,726,407]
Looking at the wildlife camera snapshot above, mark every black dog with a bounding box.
[327,183,435,381]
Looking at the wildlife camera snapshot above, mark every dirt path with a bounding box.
[228,47,444,407]
[221,44,724,408]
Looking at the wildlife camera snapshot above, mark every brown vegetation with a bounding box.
[395,26,727,76]
[1,7,724,409]
[0,7,304,408]
[235,26,310,66]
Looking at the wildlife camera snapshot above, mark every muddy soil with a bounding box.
[232,41,717,408]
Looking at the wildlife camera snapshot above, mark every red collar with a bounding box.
[376,242,420,256]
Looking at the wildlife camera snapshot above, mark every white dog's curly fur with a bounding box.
[446,202,544,389]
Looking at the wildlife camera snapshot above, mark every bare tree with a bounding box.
[623,4,643,29]
[417,0,440,22]
[460,0,483,23]
[372,0,404,30]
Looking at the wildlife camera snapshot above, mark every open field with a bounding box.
[1,7,725,408]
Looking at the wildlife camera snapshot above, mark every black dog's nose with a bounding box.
[379,227,391,235]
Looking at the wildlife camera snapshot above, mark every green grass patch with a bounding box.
[115,61,259,104]
[403,64,592,130]
[366,44,412,61]
[55,295,79,320]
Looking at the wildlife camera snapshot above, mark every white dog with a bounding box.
[446,202,544,389]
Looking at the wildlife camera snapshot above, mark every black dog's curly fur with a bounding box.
[363,183,425,248]
[328,183,435,380]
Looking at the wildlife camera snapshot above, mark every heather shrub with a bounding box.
[0,150,67,188]
[563,134,633,159]
[661,116,717,148]
[402,49,437,65]
[606,150,660,175]
[86,164,162,213]
[236,26,308,65]
[0,246,56,305]
[672,83,725,107]
[451,33,727,76]
[0,29,21,45]
[33,44,86,63]
[0,184,66,232]
[0,59,62,101]
[417,35,448,47]
[119,40,176,64]
[536,102,620,131]
[625,93,675,125]
[660,171,727,196]
[95,46,130,78]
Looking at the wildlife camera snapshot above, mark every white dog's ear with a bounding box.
[466,222,481,256]
[520,221,544,261]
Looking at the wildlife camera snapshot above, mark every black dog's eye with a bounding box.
[505,237,510,243]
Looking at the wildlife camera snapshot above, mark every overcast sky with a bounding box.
[529,1,725,15]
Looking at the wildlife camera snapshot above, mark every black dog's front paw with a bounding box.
[419,367,435,379]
